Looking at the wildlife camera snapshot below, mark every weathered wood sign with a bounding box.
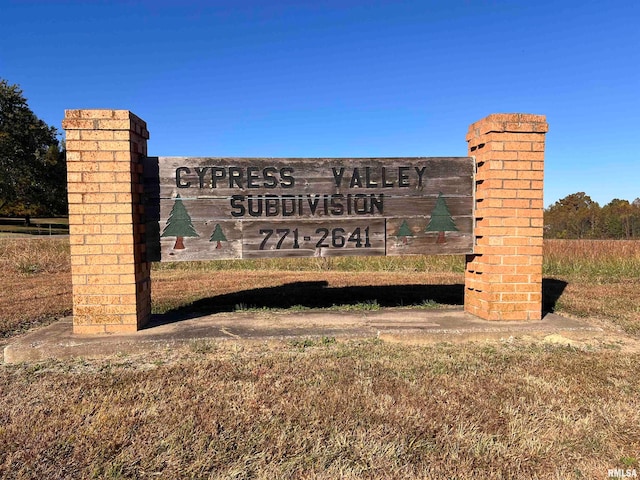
[144,157,474,261]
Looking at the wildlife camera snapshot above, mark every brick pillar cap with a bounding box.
[62,109,149,139]
[467,113,548,141]
[64,109,139,120]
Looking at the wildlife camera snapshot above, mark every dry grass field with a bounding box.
[0,238,639,478]
[543,240,640,336]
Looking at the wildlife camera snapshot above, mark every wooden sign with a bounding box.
[143,157,474,261]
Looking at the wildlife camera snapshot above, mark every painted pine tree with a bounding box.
[425,192,458,244]
[396,220,414,245]
[161,194,199,249]
[209,223,227,249]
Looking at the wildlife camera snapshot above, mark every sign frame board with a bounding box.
[144,157,474,262]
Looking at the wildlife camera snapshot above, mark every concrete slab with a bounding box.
[3,307,603,363]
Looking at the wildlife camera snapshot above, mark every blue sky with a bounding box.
[1,0,638,207]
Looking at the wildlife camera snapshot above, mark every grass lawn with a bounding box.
[0,238,639,478]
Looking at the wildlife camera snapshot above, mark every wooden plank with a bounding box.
[242,219,386,258]
[156,157,474,198]
[156,195,473,222]
[145,157,475,261]
[386,216,473,256]
[159,220,243,262]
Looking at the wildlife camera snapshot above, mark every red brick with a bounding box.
[82,172,116,183]
[503,160,532,171]
[517,189,543,199]
[84,233,118,244]
[100,183,133,193]
[513,133,546,142]
[94,119,132,130]
[477,246,518,256]
[484,151,518,161]
[114,151,134,161]
[516,227,542,236]
[517,170,544,180]
[67,161,99,173]
[503,180,531,190]
[80,130,114,141]
[515,265,542,274]
[83,193,116,204]
[529,273,543,283]
[117,253,136,264]
[518,151,544,161]
[481,264,515,274]
[500,293,529,302]
[81,151,115,161]
[474,226,513,237]
[96,140,130,151]
[102,244,135,255]
[531,218,544,227]
[502,199,531,208]
[516,246,542,256]
[502,255,531,265]
[502,237,531,246]
[495,189,518,199]
[76,109,127,119]
[70,205,101,216]
[504,141,532,151]
[514,283,542,293]
[98,161,132,172]
[67,140,100,151]
[114,131,132,140]
[101,224,134,234]
[62,119,97,130]
[66,151,81,161]
[100,203,132,214]
[85,255,119,266]
[70,184,101,195]
[491,170,518,180]
[70,224,102,235]
[103,264,136,275]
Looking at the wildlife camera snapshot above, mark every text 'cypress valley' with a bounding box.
[175,166,429,190]
[173,165,430,218]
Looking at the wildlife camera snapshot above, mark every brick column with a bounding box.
[465,113,548,321]
[63,110,151,334]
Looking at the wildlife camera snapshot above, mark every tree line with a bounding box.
[0,79,66,219]
[544,192,640,239]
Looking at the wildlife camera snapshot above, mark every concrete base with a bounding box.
[3,308,603,364]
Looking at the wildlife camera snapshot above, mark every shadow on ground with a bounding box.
[148,278,568,328]
[543,278,568,315]
[149,282,464,327]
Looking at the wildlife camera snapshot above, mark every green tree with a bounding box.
[161,194,199,249]
[209,223,227,249]
[544,192,600,239]
[396,220,413,244]
[425,193,458,243]
[601,199,634,239]
[0,79,66,218]
[632,198,640,238]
